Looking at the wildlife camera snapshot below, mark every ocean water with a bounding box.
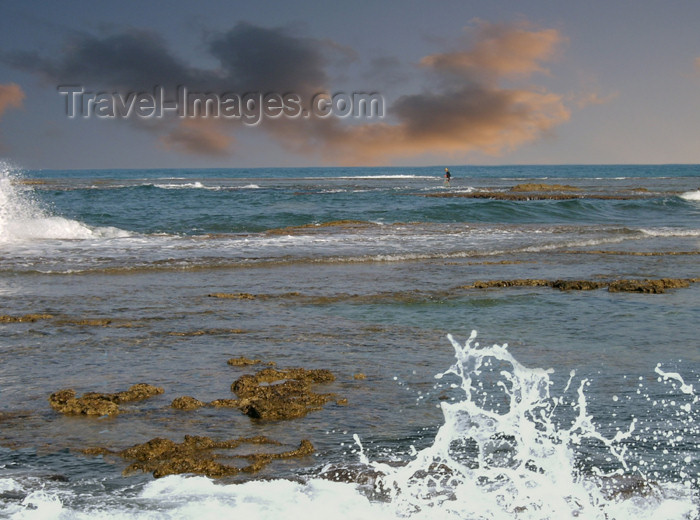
[0,161,698,519]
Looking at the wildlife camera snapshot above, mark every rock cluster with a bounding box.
[53,357,344,478]
[168,366,339,421]
[231,367,337,420]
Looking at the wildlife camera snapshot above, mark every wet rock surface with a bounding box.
[49,384,164,416]
[607,278,691,293]
[171,396,205,410]
[92,435,315,479]
[0,314,53,323]
[207,292,257,300]
[231,367,337,420]
[227,356,275,367]
[509,183,580,192]
[463,278,697,294]
[58,358,345,477]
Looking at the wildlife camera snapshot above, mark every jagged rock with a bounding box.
[171,396,205,410]
[208,292,256,299]
[118,435,313,479]
[111,383,164,403]
[464,278,696,294]
[49,389,120,416]
[552,280,607,291]
[230,367,336,420]
[0,313,53,323]
[608,278,690,293]
[470,279,550,289]
[207,398,244,408]
[58,318,113,326]
[227,356,263,366]
[49,384,164,416]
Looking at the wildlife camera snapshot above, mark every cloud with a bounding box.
[4,20,572,163]
[695,57,700,72]
[0,83,25,151]
[3,31,197,89]
[420,20,565,82]
[267,21,571,164]
[208,23,329,95]
[159,118,233,156]
[2,23,329,95]
[0,83,25,118]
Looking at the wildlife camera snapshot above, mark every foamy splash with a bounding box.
[680,190,700,201]
[354,331,698,519]
[0,162,129,243]
[0,332,696,519]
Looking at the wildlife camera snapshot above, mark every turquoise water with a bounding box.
[0,162,698,518]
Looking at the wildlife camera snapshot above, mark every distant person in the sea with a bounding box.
[444,168,451,184]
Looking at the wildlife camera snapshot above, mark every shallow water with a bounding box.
[0,162,698,518]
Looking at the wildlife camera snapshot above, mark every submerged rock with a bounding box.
[208,292,256,300]
[57,318,113,326]
[0,313,53,323]
[171,396,205,410]
[49,389,120,416]
[468,279,550,289]
[169,328,246,336]
[207,398,244,408]
[49,384,164,416]
[227,356,275,367]
[118,435,314,479]
[464,278,695,294]
[510,183,580,192]
[607,278,691,293]
[551,280,607,291]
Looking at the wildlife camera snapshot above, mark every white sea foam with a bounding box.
[0,162,130,243]
[2,332,695,519]
[151,181,217,190]
[356,331,697,520]
[679,190,700,201]
[639,227,700,237]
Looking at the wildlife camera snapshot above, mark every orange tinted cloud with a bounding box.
[160,119,233,156]
[420,21,565,81]
[3,21,571,163]
[0,83,25,118]
[269,21,571,164]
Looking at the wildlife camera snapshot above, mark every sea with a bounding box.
[0,161,698,519]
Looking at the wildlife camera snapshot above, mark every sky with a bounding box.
[1,0,699,170]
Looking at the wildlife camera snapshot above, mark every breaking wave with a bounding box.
[0,162,129,243]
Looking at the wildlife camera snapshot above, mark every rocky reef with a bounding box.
[463,278,697,294]
[231,367,337,420]
[0,314,53,323]
[88,435,315,479]
[49,384,164,416]
[55,357,344,478]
